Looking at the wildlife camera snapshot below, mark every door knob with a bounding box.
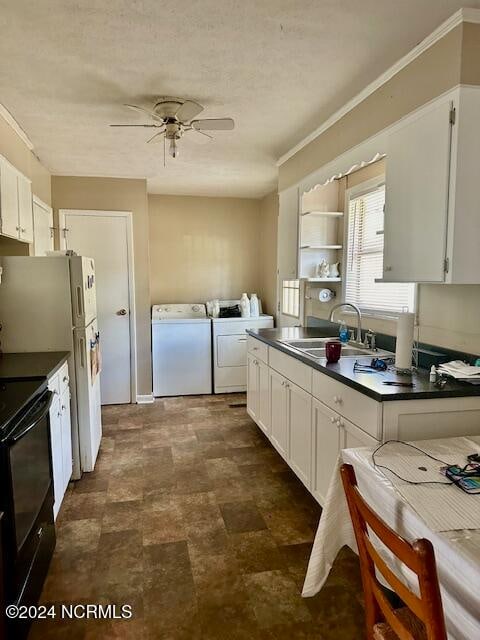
[117,309,128,316]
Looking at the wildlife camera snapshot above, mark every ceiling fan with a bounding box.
[109,97,234,158]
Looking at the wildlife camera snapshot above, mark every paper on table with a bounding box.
[373,439,480,532]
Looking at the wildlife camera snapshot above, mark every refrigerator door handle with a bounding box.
[79,337,86,368]
[76,285,83,318]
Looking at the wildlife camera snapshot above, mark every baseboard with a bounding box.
[136,394,154,404]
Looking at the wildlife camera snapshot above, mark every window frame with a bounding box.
[281,279,301,319]
[343,176,416,319]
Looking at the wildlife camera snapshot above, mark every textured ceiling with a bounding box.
[1,0,478,197]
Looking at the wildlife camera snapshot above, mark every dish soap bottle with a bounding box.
[250,293,260,317]
[339,320,349,344]
[240,293,251,318]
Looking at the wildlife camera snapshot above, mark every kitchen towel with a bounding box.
[395,312,415,370]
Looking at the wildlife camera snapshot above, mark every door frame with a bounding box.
[58,209,137,404]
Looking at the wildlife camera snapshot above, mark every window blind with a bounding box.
[345,184,414,315]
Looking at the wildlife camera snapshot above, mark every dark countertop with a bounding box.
[247,327,480,402]
[0,352,70,381]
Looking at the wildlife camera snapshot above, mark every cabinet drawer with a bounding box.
[269,348,312,393]
[247,336,268,363]
[58,362,70,395]
[312,370,381,439]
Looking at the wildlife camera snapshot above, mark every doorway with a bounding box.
[59,210,136,405]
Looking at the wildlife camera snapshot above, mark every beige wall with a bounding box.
[279,24,464,191]
[51,176,152,396]
[148,194,266,305]
[259,191,278,317]
[0,115,51,205]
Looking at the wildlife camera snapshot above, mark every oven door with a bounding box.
[4,391,53,553]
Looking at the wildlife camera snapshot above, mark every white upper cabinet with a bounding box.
[32,196,54,255]
[17,173,33,242]
[0,156,33,244]
[0,158,20,238]
[383,87,480,284]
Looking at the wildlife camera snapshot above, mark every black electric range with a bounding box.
[0,377,56,639]
[0,378,48,430]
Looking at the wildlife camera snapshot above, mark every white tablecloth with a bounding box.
[303,436,480,640]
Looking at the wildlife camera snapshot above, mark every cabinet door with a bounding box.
[33,200,54,255]
[288,381,312,488]
[341,416,378,450]
[49,395,64,520]
[17,174,33,243]
[383,99,452,282]
[311,399,341,505]
[246,354,259,422]
[257,359,271,436]
[270,369,288,459]
[217,334,248,367]
[60,389,73,493]
[0,160,19,239]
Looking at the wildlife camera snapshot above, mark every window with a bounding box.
[345,181,415,316]
[282,279,300,317]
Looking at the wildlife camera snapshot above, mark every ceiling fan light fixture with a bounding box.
[169,138,179,158]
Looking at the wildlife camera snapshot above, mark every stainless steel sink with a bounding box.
[281,338,393,359]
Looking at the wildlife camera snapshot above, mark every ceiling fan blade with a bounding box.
[191,118,234,131]
[185,129,213,145]
[176,100,203,122]
[146,130,165,143]
[110,124,159,127]
[124,103,164,122]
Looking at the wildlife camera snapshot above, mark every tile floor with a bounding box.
[29,394,365,639]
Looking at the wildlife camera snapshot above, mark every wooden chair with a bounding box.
[340,463,447,640]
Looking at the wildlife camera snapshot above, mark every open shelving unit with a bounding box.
[299,182,344,282]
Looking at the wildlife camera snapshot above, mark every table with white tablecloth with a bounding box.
[303,436,480,640]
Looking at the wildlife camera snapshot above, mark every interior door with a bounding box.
[383,99,452,282]
[61,211,132,404]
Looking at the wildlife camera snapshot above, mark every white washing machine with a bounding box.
[152,304,212,397]
[211,300,274,394]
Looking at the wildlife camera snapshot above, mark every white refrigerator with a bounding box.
[0,255,102,479]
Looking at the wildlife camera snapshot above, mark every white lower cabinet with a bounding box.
[60,387,73,494]
[288,382,312,489]
[247,336,480,507]
[257,359,270,435]
[48,363,72,519]
[246,354,259,422]
[270,369,289,458]
[49,394,64,519]
[311,399,341,505]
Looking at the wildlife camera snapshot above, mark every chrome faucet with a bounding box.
[329,302,363,345]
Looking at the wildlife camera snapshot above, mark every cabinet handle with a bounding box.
[21,227,26,233]
[337,419,344,428]
[330,416,336,424]
[61,405,66,411]
[253,347,258,351]
[285,382,290,389]
[15,226,19,231]
[237,338,247,342]
[333,395,342,404]
[384,266,392,272]
[63,376,69,383]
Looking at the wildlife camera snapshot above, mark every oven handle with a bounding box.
[4,391,54,445]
